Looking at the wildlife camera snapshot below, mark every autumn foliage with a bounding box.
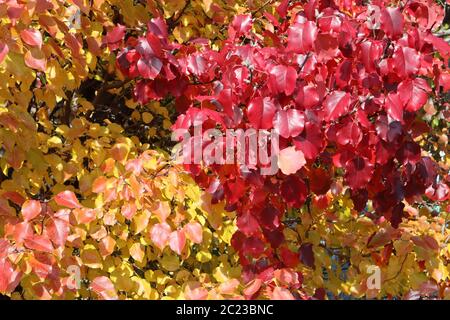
[0,0,449,300]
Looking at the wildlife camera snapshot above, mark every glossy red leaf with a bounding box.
[229,14,252,38]
[13,221,33,244]
[293,122,324,160]
[287,21,318,53]
[273,109,305,138]
[258,206,280,231]
[247,97,276,129]
[0,258,22,294]
[380,7,404,39]
[336,121,362,147]
[269,65,297,96]
[147,17,168,39]
[323,91,351,122]
[397,78,431,112]
[385,91,403,122]
[295,84,320,109]
[345,156,374,189]
[137,57,163,79]
[392,46,420,77]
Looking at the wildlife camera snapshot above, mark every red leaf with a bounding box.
[345,156,374,189]
[287,21,318,53]
[20,29,43,48]
[21,200,42,221]
[385,91,403,122]
[24,234,54,253]
[323,91,351,122]
[243,278,262,297]
[280,175,307,208]
[247,97,276,130]
[105,24,126,44]
[335,59,352,88]
[187,54,207,76]
[45,217,69,247]
[137,57,163,79]
[295,84,320,109]
[269,65,297,95]
[54,191,81,208]
[237,212,260,236]
[397,78,431,112]
[148,17,168,39]
[229,14,252,38]
[308,167,332,195]
[393,46,420,77]
[293,122,324,160]
[360,40,384,73]
[242,236,265,258]
[0,258,22,294]
[273,109,305,138]
[280,247,300,268]
[380,7,404,39]
[258,206,280,231]
[335,121,362,147]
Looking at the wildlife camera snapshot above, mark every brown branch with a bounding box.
[384,254,408,283]
[251,0,275,15]
[168,0,191,32]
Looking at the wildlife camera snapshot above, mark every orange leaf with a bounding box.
[24,48,46,72]
[54,191,81,208]
[169,229,186,255]
[0,43,9,64]
[184,221,203,244]
[90,276,118,300]
[20,29,43,48]
[150,222,171,250]
[21,200,42,221]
